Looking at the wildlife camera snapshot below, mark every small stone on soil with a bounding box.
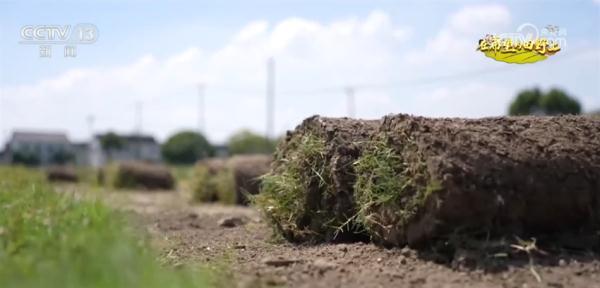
[262,257,302,267]
[312,258,337,272]
[400,247,414,257]
[218,216,246,227]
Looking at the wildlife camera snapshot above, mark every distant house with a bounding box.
[0,149,7,164]
[213,144,229,158]
[4,131,72,166]
[89,133,161,167]
[72,142,91,166]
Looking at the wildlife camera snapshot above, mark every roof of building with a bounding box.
[11,131,69,144]
[72,142,89,149]
[94,133,157,144]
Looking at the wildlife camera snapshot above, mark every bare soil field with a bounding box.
[83,188,600,288]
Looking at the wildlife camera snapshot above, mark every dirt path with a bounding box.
[84,188,600,288]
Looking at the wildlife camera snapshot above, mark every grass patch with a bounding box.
[253,133,338,242]
[75,166,102,187]
[191,165,217,202]
[213,168,236,204]
[191,166,236,205]
[0,167,219,288]
[353,134,441,242]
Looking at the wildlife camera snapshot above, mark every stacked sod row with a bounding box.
[255,114,600,247]
[100,162,175,190]
[44,162,176,191]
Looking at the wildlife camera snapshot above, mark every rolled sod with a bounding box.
[193,155,271,205]
[113,162,175,190]
[354,115,600,246]
[192,158,228,202]
[255,116,380,242]
[46,166,79,183]
[228,154,272,205]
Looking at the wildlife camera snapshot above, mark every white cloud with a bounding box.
[410,83,513,118]
[2,10,411,143]
[3,4,596,146]
[233,21,269,43]
[405,4,511,67]
[447,4,511,35]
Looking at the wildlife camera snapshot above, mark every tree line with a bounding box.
[161,129,277,165]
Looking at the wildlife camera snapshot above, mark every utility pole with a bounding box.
[86,114,95,139]
[198,83,205,134]
[345,86,356,118]
[266,57,275,139]
[135,101,142,134]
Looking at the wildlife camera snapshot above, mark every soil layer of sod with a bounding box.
[256,114,600,248]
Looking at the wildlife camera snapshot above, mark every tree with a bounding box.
[100,132,125,162]
[508,87,581,116]
[540,88,581,115]
[227,130,276,155]
[508,88,543,116]
[162,131,214,164]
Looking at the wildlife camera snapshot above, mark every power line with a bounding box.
[345,87,355,117]
[134,101,142,134]
[278,65,518,96]
[275,48,595,96]
[86,114,95,138]
[198,83,205,134]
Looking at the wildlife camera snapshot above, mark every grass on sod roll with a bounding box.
[254,133,337,242]
[0,167,220,288]
[353,135,441,242]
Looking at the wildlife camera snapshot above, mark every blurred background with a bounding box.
[0,0,598,167]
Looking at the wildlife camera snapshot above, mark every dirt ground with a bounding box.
[65,185,600,288]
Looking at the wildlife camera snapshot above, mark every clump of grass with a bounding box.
[213,168,236,204]
[253,133,336,242]
[191,165,235,204]
[192,165,218,202]
[353,133,441,243]
[75,166,102,186]
[0,167,219,288]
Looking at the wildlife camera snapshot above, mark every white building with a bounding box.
[4,131,72,166]
[72,142,91,166]
[89,133,162,167]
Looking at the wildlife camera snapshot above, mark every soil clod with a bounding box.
[262,257,303,267]
[218,216,246,228]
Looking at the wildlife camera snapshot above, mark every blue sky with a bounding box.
[0,0,599,144]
